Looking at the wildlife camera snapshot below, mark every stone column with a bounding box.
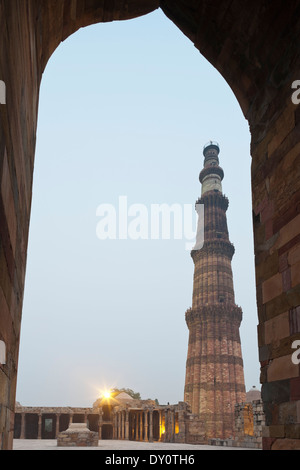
[139,411,143,441]
[118,411,121,439]
[177,406,186,443]
[115,412,118,440]
[134,412,138,441]
[20,413,25,439]
[38,414,42,440]
[164,409,169,442]
[158,410,162,441]
[114,412,116,439]
[99,410,103,440]
[121,411,124,439]
[118,411,121,440]
[55,414,60,438]
[149,409,153,442]
[170,409,175,442]
[113,411,118,440]
[144,410,148,442]
[125,410,129,440]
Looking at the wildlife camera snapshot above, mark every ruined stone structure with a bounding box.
[184,143,246,440]
[57,423,99,447]
[14,393,190,444]
[1,0,300,450]
[14,390,262,447]
[233,399,265,449]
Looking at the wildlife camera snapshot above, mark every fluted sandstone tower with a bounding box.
[184,142,246,440]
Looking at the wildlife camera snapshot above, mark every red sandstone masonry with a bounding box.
[184,145,246,440]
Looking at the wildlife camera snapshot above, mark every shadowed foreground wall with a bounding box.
[0,0,300,450]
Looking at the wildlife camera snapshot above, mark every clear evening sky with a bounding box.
[16,9,259,407]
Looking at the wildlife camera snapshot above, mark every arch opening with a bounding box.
[16,8,256,416]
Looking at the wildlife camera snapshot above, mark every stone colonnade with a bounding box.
[113,406,180,442]
[15,408,99,440]
[18,411,80,439]
[14,404,185,443]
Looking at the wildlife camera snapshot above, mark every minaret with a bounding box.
[184,142,246,440]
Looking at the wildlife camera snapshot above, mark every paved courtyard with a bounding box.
[13,439,254,451]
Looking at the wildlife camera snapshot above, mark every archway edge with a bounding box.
[41,0,299,137]
[40,0,252,120]
[39,0,160,75]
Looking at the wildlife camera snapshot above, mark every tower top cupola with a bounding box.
[199,141,224,195]
[203,141,220,159]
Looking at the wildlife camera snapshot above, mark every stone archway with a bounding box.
[0,0,300,450]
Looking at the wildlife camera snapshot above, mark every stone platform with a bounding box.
[57,423,98,447]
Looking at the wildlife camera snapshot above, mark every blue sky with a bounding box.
[16,9,258,407]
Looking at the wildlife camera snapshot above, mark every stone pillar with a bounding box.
[99,410,103,440]
[144,410,148,442]
[177,405,186,443]
[121,411,124,440]
[139,411,143,441]
[118,411,121,440]
[114,412,118,440]
[114,411,119,440]
[20,413,25,439]
[149,409,153,442]
[125,410,129,440]
[158,410,162,441]
[164,409,169,442]
[163,410,167,441]
[134,412,139,441]
[118,411,121,439]
[55,414,60,438]
[170,409,175,442]
[38,414,42,440]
